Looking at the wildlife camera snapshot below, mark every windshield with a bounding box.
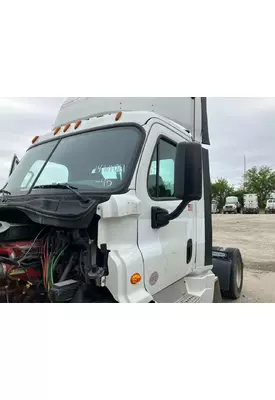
[4,126,143,195]
[226,197,238,204]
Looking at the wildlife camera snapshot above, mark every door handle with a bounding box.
[186,239,193,264]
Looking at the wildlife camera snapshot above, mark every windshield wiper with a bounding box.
[0,188,11,202]
[0,189,11,195]
[33,183,89,204]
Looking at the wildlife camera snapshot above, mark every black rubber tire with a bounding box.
[222,248,244,300]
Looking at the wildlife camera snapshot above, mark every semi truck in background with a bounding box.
[265,197,275,214]
[223,196,242,214]
[0,97,244,303]
[243,194,259,214]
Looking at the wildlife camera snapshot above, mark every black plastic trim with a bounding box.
[0,197,108,229]
[202,148,212,266]
[151,206,169,229]
[201,98,210,145]
[186,239,193,264]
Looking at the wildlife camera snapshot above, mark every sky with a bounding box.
[0,97,274,188]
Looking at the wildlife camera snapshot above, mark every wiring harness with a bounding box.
[42,233,70,292]
[0,226,111,303]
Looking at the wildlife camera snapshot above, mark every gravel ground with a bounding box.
[213,214,275,303]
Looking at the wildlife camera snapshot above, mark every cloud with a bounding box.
[0,97,274,188]
[208,97,275,184]
[0,97,64,186]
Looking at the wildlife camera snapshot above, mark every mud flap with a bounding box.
[212,248,232,292]
[212,247,244,299]
[213,278,223,303]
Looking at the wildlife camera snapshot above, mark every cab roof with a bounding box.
[30,110,192,148]
[53,97,210,145]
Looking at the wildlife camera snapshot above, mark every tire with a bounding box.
[222,248,244,300]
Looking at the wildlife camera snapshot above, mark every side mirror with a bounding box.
[9,154,20,177]
[174,142,202,202]
[151,141,203,229]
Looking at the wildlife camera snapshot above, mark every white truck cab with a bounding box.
[265,198,275,214]
[243,194,259,214]
[0,98,243,303]
[223,196,241,214]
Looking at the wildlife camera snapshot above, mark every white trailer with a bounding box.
[0,97,243,303]
[243,194,259,214]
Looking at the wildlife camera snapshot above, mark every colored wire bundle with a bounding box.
[42,235,69,291]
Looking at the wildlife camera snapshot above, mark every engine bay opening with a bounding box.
[0,216,114,303]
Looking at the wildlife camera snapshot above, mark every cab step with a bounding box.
[176,293,200,303]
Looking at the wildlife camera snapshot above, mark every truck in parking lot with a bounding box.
[223,196,241,214]
[0,97,244,303]
[265,198,275,214]
[211,199,218,214]
[243,194,259,214]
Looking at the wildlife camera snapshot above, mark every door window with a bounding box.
[148,138,176,199]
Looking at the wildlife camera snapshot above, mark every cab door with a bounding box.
[136,122,197,301]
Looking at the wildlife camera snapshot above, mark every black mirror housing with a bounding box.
[174,142,202,201]
[9,154,20,177]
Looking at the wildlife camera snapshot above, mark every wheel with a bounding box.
[222,248,244,300]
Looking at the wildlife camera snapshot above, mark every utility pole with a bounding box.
[243,154,247,191]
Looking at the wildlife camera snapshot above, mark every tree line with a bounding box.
[211,166,275,210]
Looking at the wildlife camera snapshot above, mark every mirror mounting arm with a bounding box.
[151,200,189,229]
[166,200,189,221]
